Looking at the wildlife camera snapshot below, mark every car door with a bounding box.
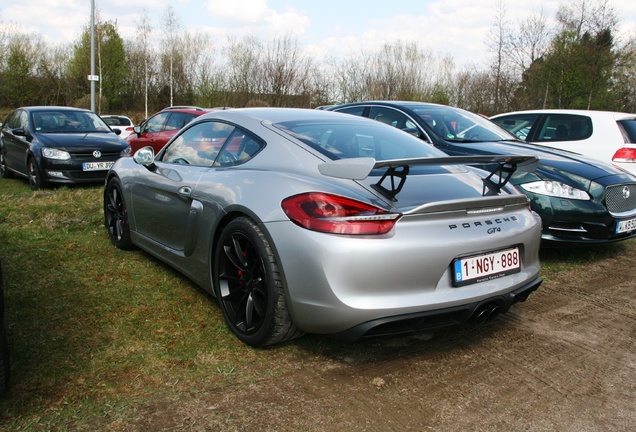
[130,121,234,254]
[2,110,31,175]
[126,112,170,153]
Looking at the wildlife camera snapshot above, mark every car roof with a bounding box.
[18,106,92,113]
[195,107,375,124]
[491,109,636,119]
[159,106,212,115]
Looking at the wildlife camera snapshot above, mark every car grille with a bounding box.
[605,183,636,214]
[70,151,121,160]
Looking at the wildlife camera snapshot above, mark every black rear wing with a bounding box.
[318,155,539,201]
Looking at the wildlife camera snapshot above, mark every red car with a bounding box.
[126,106,212,153]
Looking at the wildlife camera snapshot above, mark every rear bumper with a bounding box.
[331,277,543,342]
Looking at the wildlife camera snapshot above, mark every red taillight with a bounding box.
[125,126,134,131]
[281,192,401,235]
[612,147,636,163]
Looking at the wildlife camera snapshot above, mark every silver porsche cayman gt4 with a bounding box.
[104,107,543,346]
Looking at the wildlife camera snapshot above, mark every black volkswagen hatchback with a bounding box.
[0,106,131,190]
[329,101,636,246]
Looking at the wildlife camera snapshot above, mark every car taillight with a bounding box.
[125,126,134,131]
[612,147,636,163]
[281,192,401,235]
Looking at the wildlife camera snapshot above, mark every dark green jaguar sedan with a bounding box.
[329,101,636,247]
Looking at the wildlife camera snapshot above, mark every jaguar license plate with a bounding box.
[453,247,520,287]
[83,161,114,171]
[616,218,636,234]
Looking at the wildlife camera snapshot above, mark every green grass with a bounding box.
[0,178,306,430]
[0,175,634,429]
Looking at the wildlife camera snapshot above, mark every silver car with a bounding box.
[104,108,543,346]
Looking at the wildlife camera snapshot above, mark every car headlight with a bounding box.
[120,145,132,157]
[42,148,71,160]
[520,180,591,200]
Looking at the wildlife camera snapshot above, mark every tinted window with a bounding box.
[165,112,197,131]
[491,114,539,140]
[617,118,636,144]
[536,114,593,142]
[410,106,513,142]
[369,107,417,130]
[273,119,445,161]
[334,106,365,117]
[104,116,131,126]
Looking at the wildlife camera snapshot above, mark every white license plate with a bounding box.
[616,218,636,234]
[83,161,114,171]
[453,247,520,287]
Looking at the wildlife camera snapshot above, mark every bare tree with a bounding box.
[135,11,153,118]
[507,9,552,76]
[162,5,182,107]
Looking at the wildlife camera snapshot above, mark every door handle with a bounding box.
[178,186,193,199]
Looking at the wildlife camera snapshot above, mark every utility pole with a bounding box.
[90,0,96,111]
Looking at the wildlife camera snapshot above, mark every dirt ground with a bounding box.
[125,247,636,432]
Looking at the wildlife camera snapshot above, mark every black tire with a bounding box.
[27,157,46,190]
[104,178,135,250]
[0,149,14,179]
[213,217,303,347]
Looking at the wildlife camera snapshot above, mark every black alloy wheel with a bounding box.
[104,178,134,250]
[214,217,301,346]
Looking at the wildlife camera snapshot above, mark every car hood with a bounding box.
[449,139,636,188]
[37,132,128,150]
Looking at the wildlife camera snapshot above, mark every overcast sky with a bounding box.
[1,0,635,68]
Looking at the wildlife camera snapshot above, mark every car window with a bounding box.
[369,107,417,129]
[161,121,263,167]
[491,114,539,140]
[143,112,170,133]
[273,119,445,161]
[334,106,366,117]
[215,129,264,167]
[536,114,593,142]
[104,116,131,126]
[165,112,198,131]
[617,118,636,144]
[410,106,512,142]
[6,110,22,129]
[17,111,29,130]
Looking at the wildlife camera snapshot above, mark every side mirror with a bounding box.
[12,128,27,137]
[133,146,155,166]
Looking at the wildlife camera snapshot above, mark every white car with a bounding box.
[101,115,134,139]
[491,110,636,174]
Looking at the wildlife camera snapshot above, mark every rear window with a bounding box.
[273,120,446,161]
[104,117,131,126]
[617,118,636,143]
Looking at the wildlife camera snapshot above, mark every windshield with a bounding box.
[273,119,446,161]
[411,105,517,142]
[32,110,112,133]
